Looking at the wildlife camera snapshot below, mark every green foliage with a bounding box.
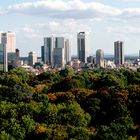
[95,118,133,140]
[37,71,60,83]
[59,67,75,77]
[8,67,29,84]
[0,131,14,140]
[0,68,140,139]
[43,102,91,127]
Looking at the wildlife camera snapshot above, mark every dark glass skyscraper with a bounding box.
[77,32,89,63]
[114,41,124,66]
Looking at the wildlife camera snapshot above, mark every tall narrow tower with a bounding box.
[1,31,16,53]
[114,41,124,66]
[77,32,89,63]
[44,36,55,65]
[0,44,8,72]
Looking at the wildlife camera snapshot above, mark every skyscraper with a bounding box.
[114,41,124,66]
[15,49,20,67]
[28,51,37,66]
[65,39,71,63]
[41,36,70,68]
[44,36,55,65]
[77,32,90,63]
[0,44,7,72]
[41,46,46,64]
[96,49,105,68]
[54,37,65,68]
[1,31,16,53]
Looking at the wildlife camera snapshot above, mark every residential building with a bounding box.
[1,31,16,53]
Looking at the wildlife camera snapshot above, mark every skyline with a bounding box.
[0,0,140,56]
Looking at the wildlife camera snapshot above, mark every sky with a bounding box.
[0,0,140,57]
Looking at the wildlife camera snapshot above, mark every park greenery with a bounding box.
[0,67,140,140]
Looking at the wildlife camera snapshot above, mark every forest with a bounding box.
[0,67,140,140]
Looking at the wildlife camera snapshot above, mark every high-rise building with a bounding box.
[54,47,65,68]
[65,39,71,63]
[41,36,70,68]
[15,49,20,67]
[8,52,16,70]
[44,36,55,65]
[0,44,7,72]
[1,31,16,53]
[54,37,65,68]
[28,51,37,66]
[96,49,105,68]
[41,46,46,64]
[77,32,90,63]
[114,41,124,66]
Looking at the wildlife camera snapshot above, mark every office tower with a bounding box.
[28,51,37,66]
[114,41,124,66]
[54,37,65,68]
[77,32,90,63]
[15,49,20,67]
[41,46,46,64]
[1,31,16,53]
[8,52,16,69]
[0,44,7,72]
[96,49,105,68]
[65,39,71,63]
[54,47,65,68]
[42,36,70,68]
[44,36,55,65]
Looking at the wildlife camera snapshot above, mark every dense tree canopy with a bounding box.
[0,67,140,139]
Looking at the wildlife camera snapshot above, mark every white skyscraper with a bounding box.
[77,32,90,63]
[1,31,16,53]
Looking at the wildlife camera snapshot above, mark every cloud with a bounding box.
[6,0,121,19]
[117,0,140,1]
[16,19,91,39]
[120,8,140,19]
[107,26,140,35]
[15,19,90,55]
[4,0,140,21]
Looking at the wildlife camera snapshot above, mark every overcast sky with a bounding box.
[0,0,140,56]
